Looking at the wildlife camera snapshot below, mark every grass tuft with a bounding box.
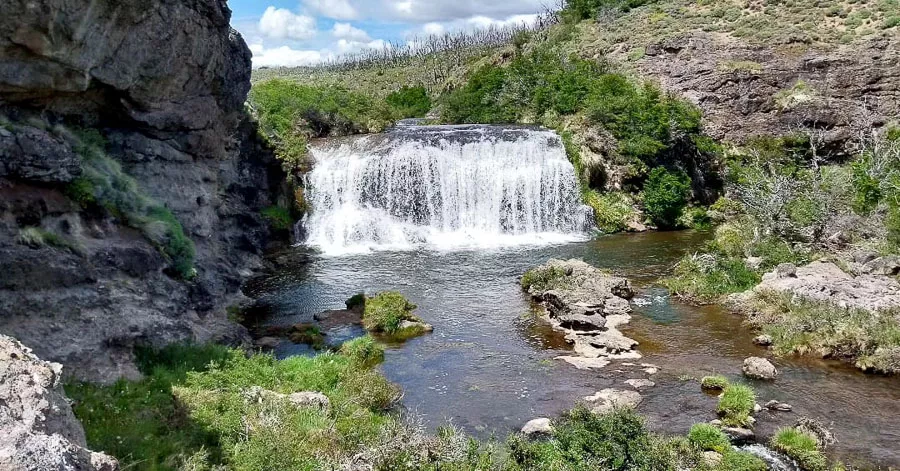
[717,384,756,427]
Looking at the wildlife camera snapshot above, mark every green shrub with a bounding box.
[146,206,196,279]
[64,177,97,207]
[663,254,760,303]
[386,85,432,118]
[642,167,691,229]
[771,427,828,471]
[261,206,293,231]
[345,292,366,311]
[507,407,695,470]
[362,292,422,334]
[586,191,636,233]
[700,375,730,391]
[563,0,658,20]
[717,384,756,427]
[719,451,767,471]
[339,336,384,366]
[678,207,712,230]
[441,65,516,124]
[15,227,71,250]
[520,266,568,292]
[688,423,731,453]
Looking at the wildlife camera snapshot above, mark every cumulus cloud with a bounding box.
[374,0,547,23]
[335,38,389,55]
[258,6,317,40]
[407,14,540,39]
[304,0,359,20]
[331,23,371,42]
[249,43,324,68]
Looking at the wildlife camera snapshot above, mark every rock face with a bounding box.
[635,32,900,153]
[0,0,284,383]
[743,357,778,380]
[0,335,118,470]
[736,261,900,313]
[522,259,639,370]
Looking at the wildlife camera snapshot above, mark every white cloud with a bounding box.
[249,43,324,68]
[335,38,389,55]
[422,22,445,36]
[304,0,359,20]
[381,0,547,22]
[331,23,371,42]
[258,6,317,40]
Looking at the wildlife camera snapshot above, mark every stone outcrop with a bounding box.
[742,357,778,380]
[0,0,285,383]
[634,33,900,154]
[0,335,118,471]
[522,259,639,371]
[733,261,900,313]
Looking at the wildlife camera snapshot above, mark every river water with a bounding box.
[248,231,900,469]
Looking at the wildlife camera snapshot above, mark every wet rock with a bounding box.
[753,403,763,413]
[585,388,642,414]
[702,451,723,467]
[796,417,836,447]
[0,335,119,470]
[722,427,755,444]
[624,379,655,389]
[765,400,793,412]
[254,336,281,349]
[398,320,434,333]
[521,418,553,436]
[743,357,778,380]
[753,335,773,347]
[556,356,610,370]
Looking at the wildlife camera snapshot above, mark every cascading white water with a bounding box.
[303,124,593,254]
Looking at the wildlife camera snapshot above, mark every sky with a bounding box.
[228,0,551,68]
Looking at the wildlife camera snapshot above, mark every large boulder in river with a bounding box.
[742,357,778,380]
[0,335,118,470]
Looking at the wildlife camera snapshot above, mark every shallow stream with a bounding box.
[248,231,900,468]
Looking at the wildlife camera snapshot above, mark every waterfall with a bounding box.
[303,124,593,254]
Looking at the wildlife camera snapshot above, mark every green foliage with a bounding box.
[261,206,293,231]
[642,167,692,229]
[747,291,900,374]
[250,79,396,171]
[700,375,730,391]
[678,206,712,230]
[385,85,432,118]
[688,423,731,453]
[520,266,568,292]
[15,227,72,250]
[70,343,403,471]
[507,407,696,471]
[363,291,422,334]
[68,129,196,278]
[563,0,658,20]
[345,292,366,311]
[771,427,828,471]
[441,65,516,124]
[586,191,637,233]
[719,451,767,471]
[663,254,760,303]
[339,336,385,367]
[717,384,756,427]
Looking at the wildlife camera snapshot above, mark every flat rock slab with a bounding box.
[585,388,643,414]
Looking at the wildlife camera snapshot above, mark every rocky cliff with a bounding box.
[0,334,118,470]
[0,0,284,383]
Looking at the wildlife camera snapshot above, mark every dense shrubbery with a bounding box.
[249,80,396,171]
[688,423,731,454]
[362,291,426,335]
[385,85,432,118]
[562,0,659,20]
[506,406,699,470]
[642,167,692,229]
[520,265,568,292]
[771,427,828,471]
[67,129,196,279]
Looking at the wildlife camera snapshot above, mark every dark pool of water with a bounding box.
[248,231,900,468]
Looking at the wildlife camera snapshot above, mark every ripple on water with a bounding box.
[251,230,900,468]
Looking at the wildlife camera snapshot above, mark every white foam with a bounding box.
[303,126,592,255]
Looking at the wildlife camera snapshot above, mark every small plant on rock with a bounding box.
[363,292,427,335]
[717,384,756,427]
[772,427,829,471]
[700,375,730,391]
[520,266,568,292]
[688,423,731,453]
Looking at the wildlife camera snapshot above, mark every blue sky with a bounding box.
[227,0,550,67]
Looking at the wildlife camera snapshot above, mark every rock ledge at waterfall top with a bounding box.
[0,334,118,471]
[522,259,639,370]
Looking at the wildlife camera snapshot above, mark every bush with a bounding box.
[771,427,828,471]
[345,292,366,311]
[700,375,729,391]
[507,407,695,471]
[662,254,760,303]
[688,423,731,453]
[563,0,658,20]
[520,266,568,292]
[261,206,293,231]
[642,167,691,229]
[340,336,384,366]
[15,227,71,250]
[363,292,422,334]
[678,207,711,230]
[586,191,636,233]
[717,384,756,427]
[719,451,767,471]
[441,65,516,124]
[386,85,432,118]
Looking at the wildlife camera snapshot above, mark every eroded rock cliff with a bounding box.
[0,0,284,383]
